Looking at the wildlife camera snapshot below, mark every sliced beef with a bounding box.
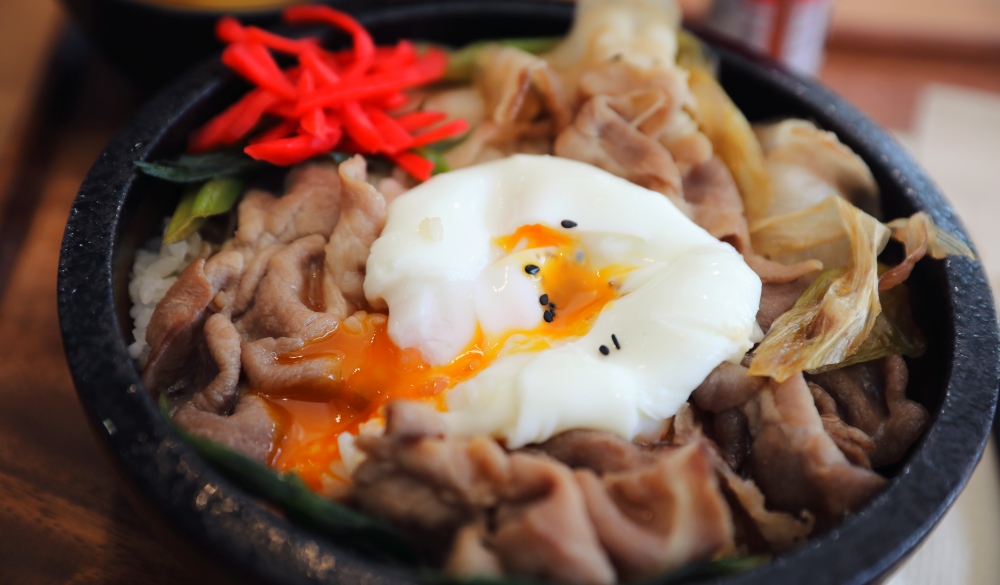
[232,190,276,248]
[476,45,572,130]
[820,416,876,469]
[142,253,276,463]
[529,66,573,131]
[444,523,503,579]
[555,95,686,211]
[679,154,823,287]
[808,360,891,439]
[691,362,767,414]
[555,107,820,287]
[536,429,655,474]
[235,234,342,341]
[603,89,674,139]
[438,46,568,172]
[173,394,283,463]
[494,453,616,585]
[712,408,750,472]
[232,242,282,316]
[577,61,711,174]
[147,157,388,464]
[717,464,813,553]
[233,161,342,249]
[665,131,714,177]
[578,61,688,104]
[143,251,243,394]
[381,398,448,440]
[352,401,510,535]
[575,443,733,582]
[183,313,242,414]
[443,117,555,169]
[578,63,700,149]
[809,382,876,468]
[323,156,387,316]
[756,277,812,332]
[240,337,341,397]
[229,161,348,310]
[232,159,388,401]
[528,429,739,581]
[672,404,813,553]
[442,121,504,169]
[356,405,737,584]
[477,46,534,124]
[808,355,928,467]
[682,156,751,254]
[743,373,886,528]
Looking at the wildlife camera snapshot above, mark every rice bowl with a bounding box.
[57,2,1000,584]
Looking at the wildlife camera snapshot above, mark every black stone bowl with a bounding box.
[58,1,1000,583]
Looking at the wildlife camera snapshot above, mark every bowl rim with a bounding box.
[58,1,1000,584]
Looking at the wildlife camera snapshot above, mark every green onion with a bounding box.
[191,176,243,217]
[162,185,203,245]
[163,177,243,244]
[135,150,261,183]
[415,147,451,176]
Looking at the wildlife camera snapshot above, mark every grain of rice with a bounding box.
[126,225,210,366]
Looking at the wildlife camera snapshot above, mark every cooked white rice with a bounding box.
[127,227,211,366]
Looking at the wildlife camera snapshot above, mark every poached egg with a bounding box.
[364,154,761,447]
[266,155,761,487]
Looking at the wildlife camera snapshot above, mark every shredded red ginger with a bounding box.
[188,5,468,181]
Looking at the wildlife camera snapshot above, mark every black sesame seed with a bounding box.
[525,264,540,275]
[561,220,578,229]
[539,294,549,306]
[612,334,620,350]
[599,345,610,355]
[543,310,554,323]
[548,302,556,309]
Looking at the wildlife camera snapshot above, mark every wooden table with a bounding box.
[1,4,999,583]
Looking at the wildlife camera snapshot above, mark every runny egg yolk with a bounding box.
[260,224,630,489]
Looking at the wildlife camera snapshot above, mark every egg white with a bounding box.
[364,154,762,446]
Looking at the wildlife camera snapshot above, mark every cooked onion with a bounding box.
[748,198,889,381]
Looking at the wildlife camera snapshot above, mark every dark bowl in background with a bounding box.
[57,1,1000,584]
[59,0,295,90]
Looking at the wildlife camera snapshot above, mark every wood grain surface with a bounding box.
[0,0,59,169]
[1,5,999,584]
[0,51,212,585]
